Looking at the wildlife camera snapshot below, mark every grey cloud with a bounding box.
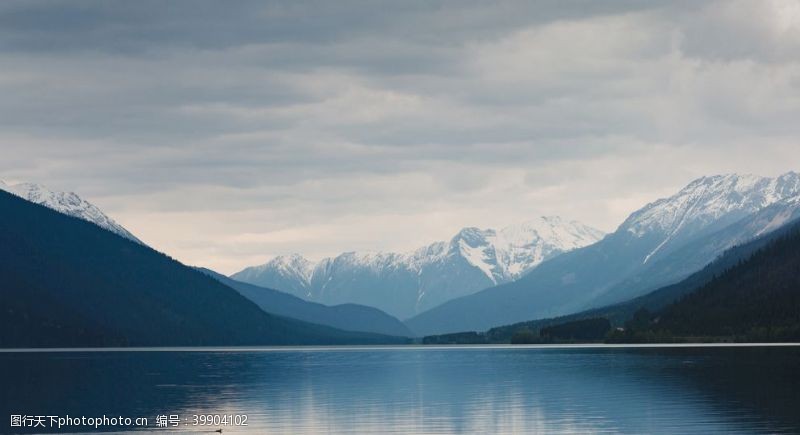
[0,1,662,54]
[1,0,799,272]
[675,0,800,62]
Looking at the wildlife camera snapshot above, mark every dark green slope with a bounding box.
[0,191,404,347]
[633,221,800,341]
[198,268,413,337]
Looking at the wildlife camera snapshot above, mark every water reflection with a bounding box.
[1,347,799,434]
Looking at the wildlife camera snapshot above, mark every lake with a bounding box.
[1,345,799,434]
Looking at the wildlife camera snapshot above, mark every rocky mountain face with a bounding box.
[232,216,605,319]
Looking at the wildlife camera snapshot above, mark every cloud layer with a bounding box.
[1,0,799,273]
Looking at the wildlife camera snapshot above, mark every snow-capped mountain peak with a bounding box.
[0,180,141,244]
[620,172,800,263]
[232,216,605,318]
[263,254,315,284]
[493,216,607,278]
[624,172,800,236]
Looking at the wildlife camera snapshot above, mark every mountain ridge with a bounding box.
[0,189,403,347]
[467,217,800,344]
[232,216,605,319]
[0,180,141,244]
[406,172,800,335]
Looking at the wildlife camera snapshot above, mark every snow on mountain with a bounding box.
[493,216,607,279]
[405,171,800,336]
[620,172,800,264]
[231,216,605,319]
[231,254,316,298]
[427,216,607,285]
[0,180,141,244]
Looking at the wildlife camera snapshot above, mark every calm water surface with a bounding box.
[1,346,799,434]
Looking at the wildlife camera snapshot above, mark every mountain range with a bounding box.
[406,172,800,335]
[0,190,405,346]
[0,179,414,339]
[476,215,800,344]
[4,171,799,345]
[232,216,605,319]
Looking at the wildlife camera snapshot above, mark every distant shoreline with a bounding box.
[2,342,800,353]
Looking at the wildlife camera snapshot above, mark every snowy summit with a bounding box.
[232,216,605,319]
[0,180,141,244]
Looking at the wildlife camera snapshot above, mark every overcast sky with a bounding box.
[1,0,800,274]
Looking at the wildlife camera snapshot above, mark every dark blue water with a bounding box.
[1,346,799,434]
